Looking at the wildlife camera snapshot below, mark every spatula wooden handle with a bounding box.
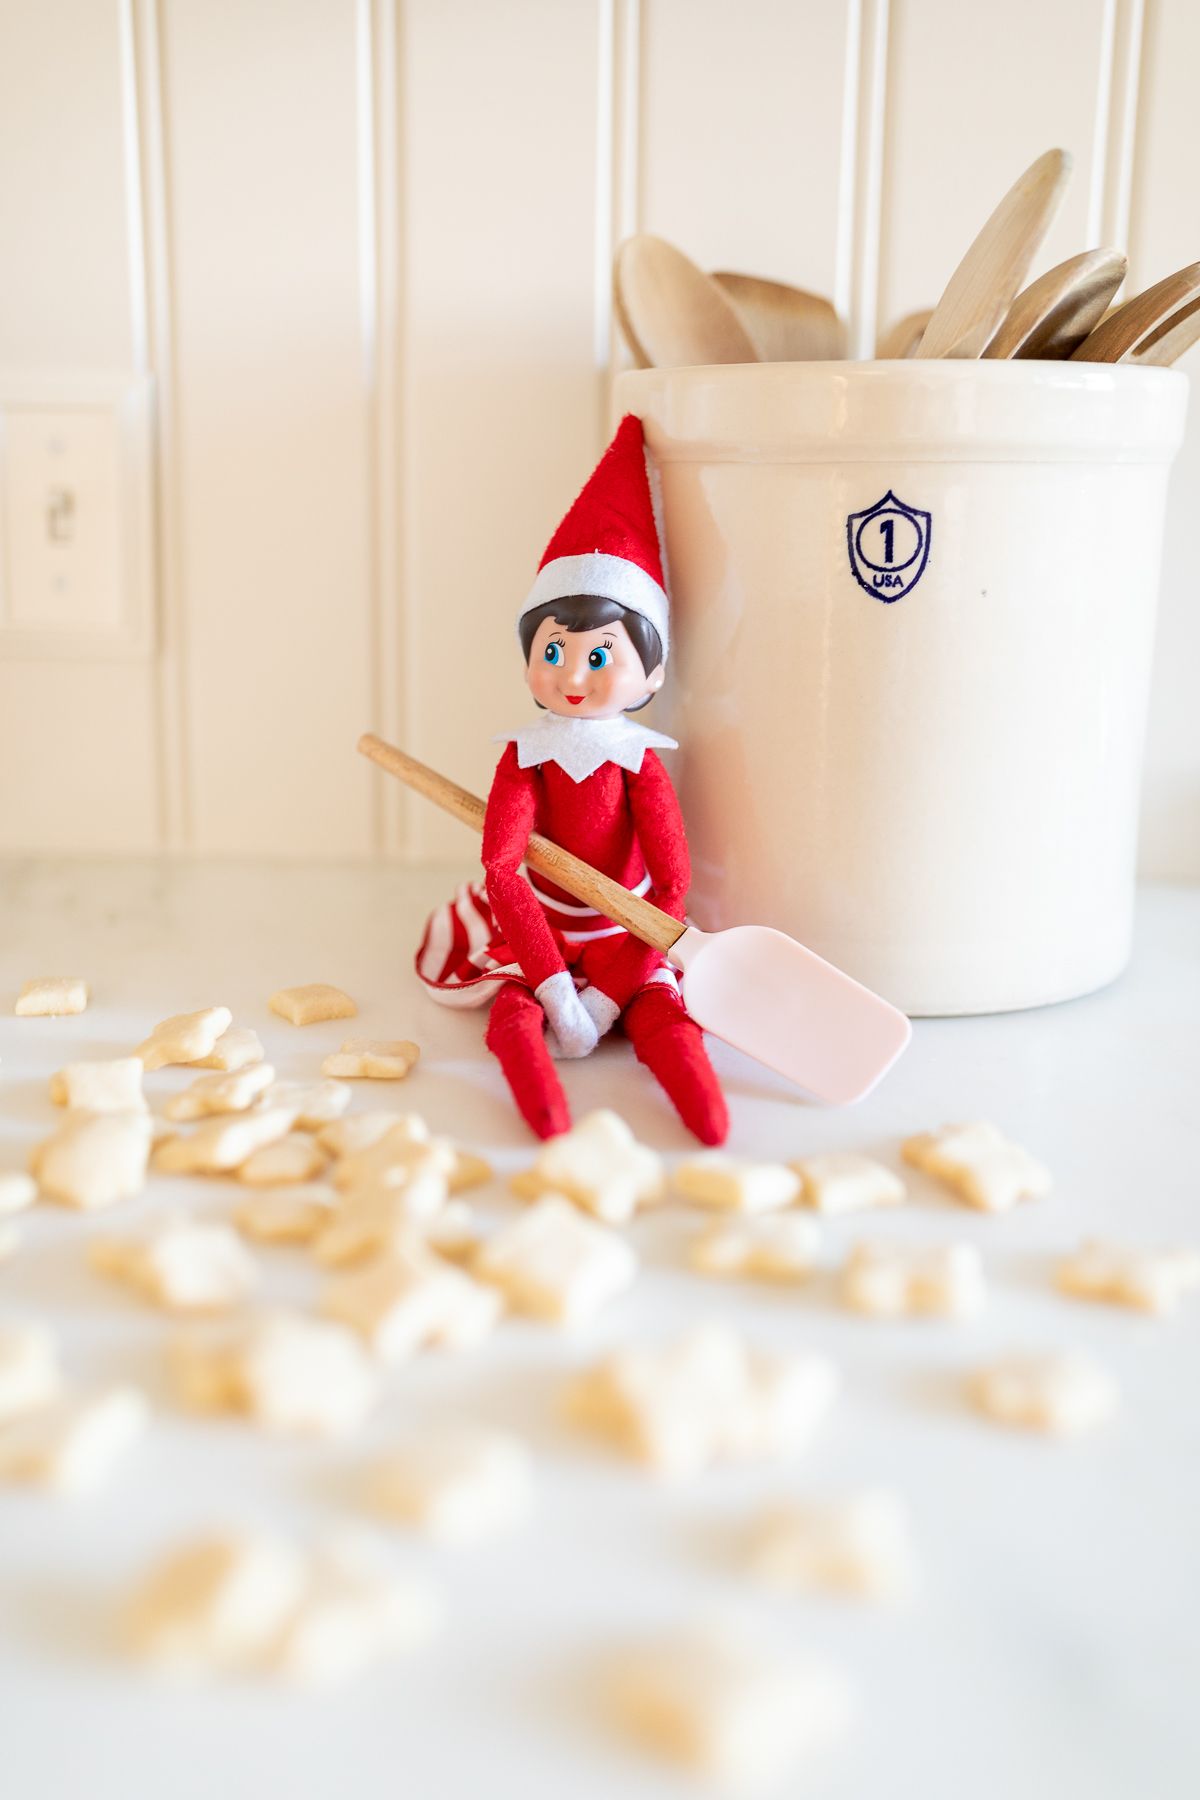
[357,733,686,956]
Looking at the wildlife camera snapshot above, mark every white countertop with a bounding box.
[1,861,1197,1800]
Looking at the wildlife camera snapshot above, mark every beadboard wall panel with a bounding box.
[0,0,1197,875]
[160,0,374,857]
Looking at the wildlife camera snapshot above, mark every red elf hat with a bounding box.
[517,413,671,661]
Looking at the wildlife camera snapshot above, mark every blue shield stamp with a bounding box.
[846,491,932,602]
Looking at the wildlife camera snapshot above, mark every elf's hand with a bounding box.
[535,971,599,1060]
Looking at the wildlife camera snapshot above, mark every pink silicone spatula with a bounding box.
[359,734,911,1105]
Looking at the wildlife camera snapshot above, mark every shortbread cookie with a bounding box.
[748,1490,917,1601]
[689,1214,820,1283]
[272,1535,439,1687]
[511,1109,664,1225]
[172,1311,378,1436]
[31,1110,154,1210]
[49,1057,147,1114]
[333,1131,456,1206]
[608,1626,852,1785]
[902,1121,1051,1213]
[234,1185,337,1246]
[238,1133,328,1187]
[567,1324,838,1479]
[793,1152,906,1215]
[313,1185,446,1268]
[317,1111,429,1159]
[321,1039,420,1081]
[261,1079,352,1130]
[1056,1240,1200,1316]
[0,1171,38,1216]
[970,1351,1118,1435]
[0,1324,61,1423]
[369,1427,534,1545]
[672,1154,800,1215]
[842,1242,986,1319]
[163,1063,275,1122]
[90,1216,259,1313]
[472,1196,637,1326]
[127,1535,310,1675]
[136,1006,233,1071]
[15,976,88,1017]
[153,1104,298,1176]
[322,1242,501,1362]
[269,984,357,1026]
[195,1026,265,1072]
[420,1201,480,1262]
[0,1386,149,1495]
[447,1148,493,1195]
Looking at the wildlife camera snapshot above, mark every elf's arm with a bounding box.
[482,742,597,1057]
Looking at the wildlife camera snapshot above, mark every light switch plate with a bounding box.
[0,372,155,659]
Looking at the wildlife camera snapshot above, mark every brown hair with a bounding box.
[519,596,663,714]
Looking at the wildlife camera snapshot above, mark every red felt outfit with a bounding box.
[415,742,728,1145]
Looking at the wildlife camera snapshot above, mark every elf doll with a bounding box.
[416,414,728,1147]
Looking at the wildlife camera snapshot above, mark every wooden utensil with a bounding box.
[710,271,846,361]
[916,148,1073,359]
[982,247,1126,359]
[358,733,911,1106]
[875,309,934,358]
[613,235,758,368]
[1070,261,1200,363]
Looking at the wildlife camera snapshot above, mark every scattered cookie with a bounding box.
[0,1171,38,1217]
[672,1154,800,1215]
[566,1324,838,1479]
[234,1185,337,1246]
[90,1216,259,1313]
[269,984,357,1027]
[1056,1240,1200,1316]
[321,1039,420,1081]
[273,1535,439,1687]
[153,1105,298,1176]
[970,1351,1118,1435]
[368,1427,534,1545]
[447,1148,493,1196]
[472,1196,637,1326]
[0,1324,61,1424]
[841,1242,986,1319]
[163,1063,276,1122]
[258,1078,352,1132]
[607,1625,852,1786]
[238,1133,328,1187]
[15,976,88,1017]
[419,1201,480,1262]
[49,1057,147,1114]
[793,1152,906,1215]
[689,1214,820,1283]
[127,1534,310,1675]
[172,1311,378,1436]
[748,1490,918,1601]
[136,1007,234,1072]
[317,1111,428,1159]
[902,1121,1051,1213]
[313,1183,448,1268]
[0,1386,149,1494]
[511,1109,664,1226]
[321,1241,501,1362]
[333,1131,456,1206]
[31,1110,154,1210]
[195,1026,265,1072]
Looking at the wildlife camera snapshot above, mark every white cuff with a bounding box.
[535,971,599,1060]
[577,984,621,1039]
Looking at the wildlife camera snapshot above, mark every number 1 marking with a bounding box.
[880,518,894,564]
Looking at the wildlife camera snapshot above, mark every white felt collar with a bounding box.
[497,714,678,784]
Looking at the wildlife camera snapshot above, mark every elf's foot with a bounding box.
[485,981,571,1139]
[622,986,729,1146]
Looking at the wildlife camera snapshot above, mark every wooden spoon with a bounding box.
[983,248,1127,359]
[614,236,758,368]
[916,148,1073,359]
[358,733,911,1106]
[1132,294,1200,367]
[710,272,846,361]
[1071,262,1200,362]
[875,309,934,358]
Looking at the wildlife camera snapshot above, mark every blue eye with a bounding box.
[543,642,564,666]
[588,645,612,670]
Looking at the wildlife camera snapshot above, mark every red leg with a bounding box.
[484,981,571,1141]
[621,985,729,1147]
